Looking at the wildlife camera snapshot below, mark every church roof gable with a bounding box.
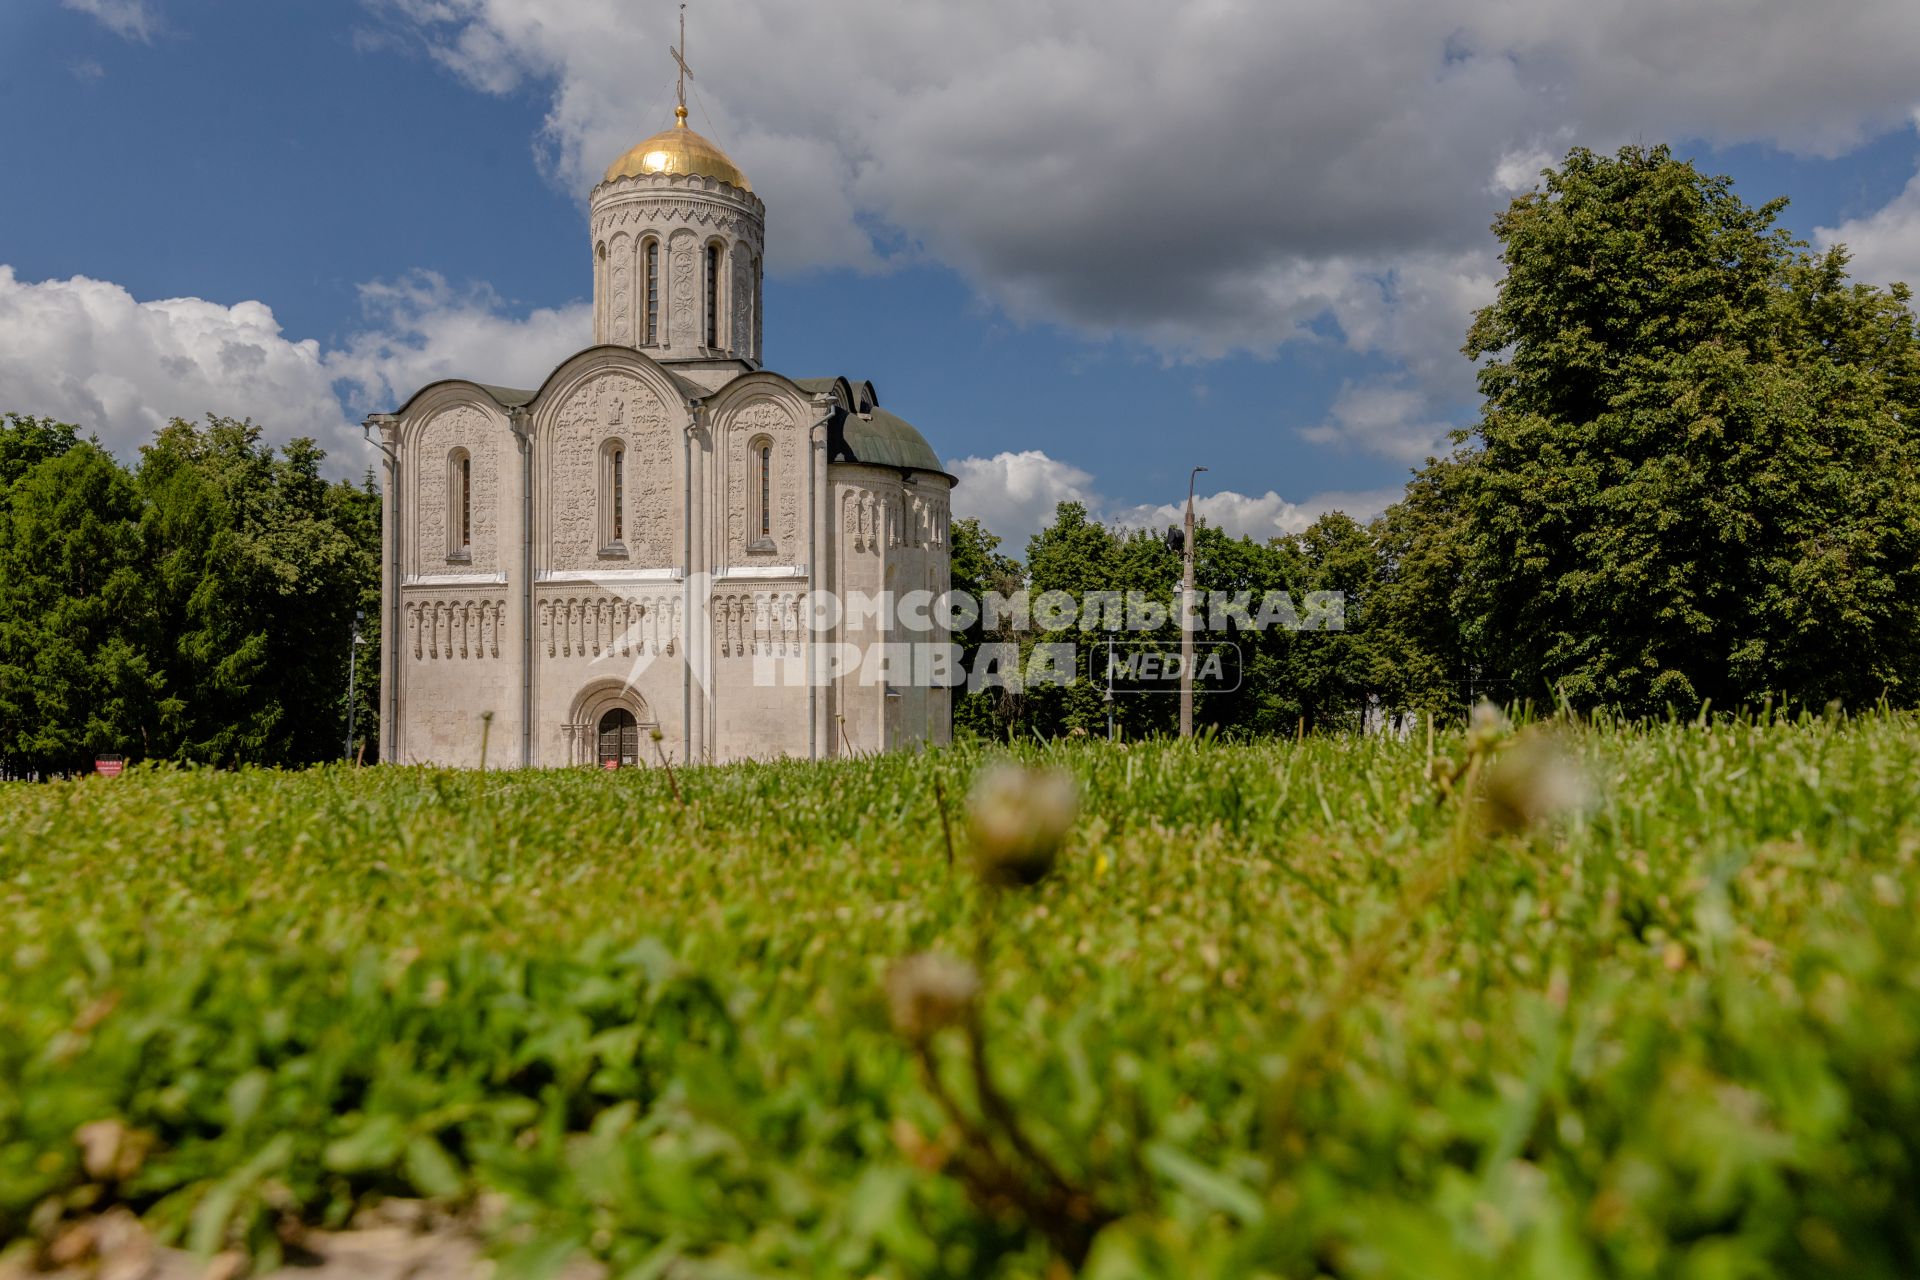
[476,382,536,407]
[389,347,714,419]
[388,361,949,482]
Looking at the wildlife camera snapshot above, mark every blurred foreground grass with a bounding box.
[2,716,1918,1277]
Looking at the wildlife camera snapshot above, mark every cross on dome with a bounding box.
[599,3,751,191]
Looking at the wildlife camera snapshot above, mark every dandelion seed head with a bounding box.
[967,764,1078,888]
[884,952,980,1042]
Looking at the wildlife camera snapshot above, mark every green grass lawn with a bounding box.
[2,716,1918,1278]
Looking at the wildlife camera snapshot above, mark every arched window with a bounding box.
[758,442,772,539]
[748,436,775,551]
[612,446,625,541]
[600,440,627,554]
[448,448,472,560]
[597,707,638,769]
[642,238,659,345]
[705,242,721,349]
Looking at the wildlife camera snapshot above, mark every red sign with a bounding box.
[95,757,125,778]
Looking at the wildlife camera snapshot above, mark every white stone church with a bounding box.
[369,103,954,768]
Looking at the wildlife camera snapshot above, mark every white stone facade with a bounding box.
[371,125,952,768]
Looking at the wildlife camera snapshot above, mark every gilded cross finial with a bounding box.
[670,4,692,126]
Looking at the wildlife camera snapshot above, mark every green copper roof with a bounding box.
[845,407,945,474]
[476,383,536,407]
[793,377,948,478]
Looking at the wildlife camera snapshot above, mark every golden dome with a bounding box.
[602,106,751,191]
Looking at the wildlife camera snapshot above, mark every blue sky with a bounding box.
[5,0,1920,548]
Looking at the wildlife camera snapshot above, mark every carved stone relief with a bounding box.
[609,231,632,346]
[414,404,499,573]
[725,400,794,562]
[406,599,507,660]
[838,486,905,556]
[776,436,800,557]
[668,229,698,348]
[546,371,672,570]
[752,256,763,358]
[714,591,800,657]
[538,591,678,658]
[731,251,751,357]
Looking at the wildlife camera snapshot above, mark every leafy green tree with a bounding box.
[949,516,1025,740]
[1370,458,1478,717]
[0,440,162,774]
[137,417,378,765]
[1271,512,1390,732]
[996,501,1394,740]
[0,414,80,488]
[1396,144,1920,716]
[1023,503,1128,738]
[334,467,384,761]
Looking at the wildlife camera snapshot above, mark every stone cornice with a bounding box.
[589,169,764,215]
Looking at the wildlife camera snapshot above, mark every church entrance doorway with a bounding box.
[566,680,656,768]
[597,708,639,769]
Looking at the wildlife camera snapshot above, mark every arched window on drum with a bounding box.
[704,241,724,350]
[641,236,660,345]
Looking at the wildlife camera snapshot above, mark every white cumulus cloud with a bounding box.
[947,450,1100,550]
[0,266,593,474]
[328,271,592,414]
[0,266,354,459]
[62,0,159,41]
[1108,487,1400,543]
[364,0,1920,459]
[1299,382,1456,465]
[949,447,1398,550]
[1816,126,1920,292]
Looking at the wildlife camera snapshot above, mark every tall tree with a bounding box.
[0,414,80,488]
[1271,512,1389,732]
[1370,458,1478,716]
[137,417,377,765]
[1023,503,1128,738]
[0,439,161,774]
[1396,144,1920,716]
[948,516,1023,739]
[967,500,1391,741]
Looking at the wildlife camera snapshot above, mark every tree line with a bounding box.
[951,145,1920,738]
[0,416,379,776]
[6,145,1920,767]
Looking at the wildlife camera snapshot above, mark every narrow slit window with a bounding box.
[459,455,472,551]
[643,241,658,344]
[705,244,720,348]
[758,444,772,539]
[612,447,625,541]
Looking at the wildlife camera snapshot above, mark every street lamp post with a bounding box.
[345,609,364,762]
[1105,634,1116,742]
[1180,466,1207,739]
